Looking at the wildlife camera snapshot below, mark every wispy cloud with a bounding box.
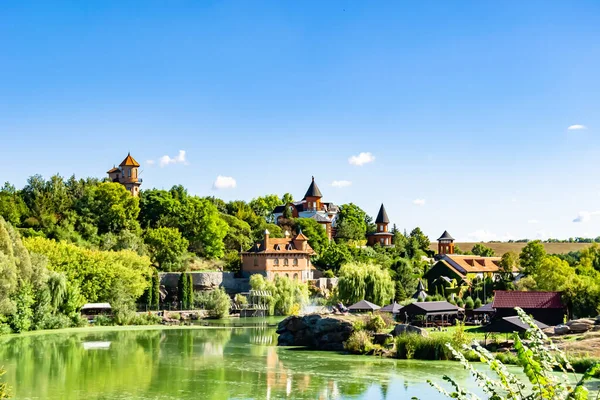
[331,180,352,188]
[348,152,375,166]
[467,230,515,242]
[159,150,187,167]
[146,160,155,166]
[213,176,237,190]
[573,211,600,223]
[412,199,426,206]
[567,124,587,131]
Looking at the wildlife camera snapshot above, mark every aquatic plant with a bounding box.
[426,307,600,400]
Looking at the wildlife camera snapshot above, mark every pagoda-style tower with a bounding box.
[367,204,394,246]
[107,153,142,196]
[303,176,322,212]
[437,230,455,255]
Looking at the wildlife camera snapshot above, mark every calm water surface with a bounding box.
[0,319,499,399]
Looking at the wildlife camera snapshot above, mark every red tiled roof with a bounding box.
[119,153,140,167]
[492,291,563,309]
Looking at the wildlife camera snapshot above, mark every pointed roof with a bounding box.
[437,230,455,241]
[303,176,323,199]
[375,203,390,224]
[380,302,402,314]
[412,279,428,300]
[119,153,140,167]
[106,166,120,174]
[348,299,381,311]
[293,229,309,241]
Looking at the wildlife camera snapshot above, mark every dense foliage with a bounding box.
[249,274,308,316]
[337,263,395,306]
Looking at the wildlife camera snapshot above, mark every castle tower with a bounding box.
[437,230,455,255]
[367,204,393,246]
[107,153,142,196]
[303,176,323,212]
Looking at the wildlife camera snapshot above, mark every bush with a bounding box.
[366,315,387,333]
[474,297,482,309]
[352,318,367,332]
[396,333,454,360]
[195,288,230,318]
[129,313,162,326]
[464,296,474,310]
[322,270,335,278]
[344,330,373,354]
[93,315,114,326]
[38,314,75,330]
[234,293,248,306]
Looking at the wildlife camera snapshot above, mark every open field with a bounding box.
[429,242,594,256]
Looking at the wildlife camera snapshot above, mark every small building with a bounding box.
[348,299,381,313]
[81,303,112,320]
[380,302,402,314]
[492,291,565,326]
[271,177,339,240]
[241,229,316,282]
[398,301,460,326]
[367,204,394,247]
[424,254,518,292]
[482,316,548,335]
[437,230,455,255]
[107,153,142,196]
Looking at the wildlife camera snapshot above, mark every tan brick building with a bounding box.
[107,153,142,196]
[241,230,316,282]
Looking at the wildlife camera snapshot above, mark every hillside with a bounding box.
[428,242,593,256]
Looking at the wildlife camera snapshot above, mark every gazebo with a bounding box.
[348,300,381,313]
[380,302,402,314]
[398,301,459,327]
[81,303,112,321]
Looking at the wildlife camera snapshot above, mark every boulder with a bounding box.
[567,321,593,334]
[554,325,570,335]
[373,333,394,346]
[568,318,596,326]
[391,324,429,337]
[542,327,555,336]
[276,314,353,350]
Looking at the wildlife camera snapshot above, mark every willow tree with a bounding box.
[337,262,395,306]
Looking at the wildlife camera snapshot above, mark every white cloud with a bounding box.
[412,199,426,206]
[146,160,155,166]
[567,124,587,130]
[348,152,375,166]
[527,219,539,224]
[467,230,515,242]
[159,150,187,167]
[331,180,352,188]
[213,176,237,190]
[573,211,600,223]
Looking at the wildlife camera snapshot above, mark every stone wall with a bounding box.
[276,314,354,351]
[160,272,250,299]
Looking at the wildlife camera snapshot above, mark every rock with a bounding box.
[391,324,429,337]
[554,325,570,335]
[567,322,592,334]
[276,314,353,350]
[373,333,393,346]
[543,327,555,336]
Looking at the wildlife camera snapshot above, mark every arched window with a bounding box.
[273,258,279,266]
[285,273,289,278]
[293,273,298,280]
[283,259,289,266]
[293,258,298,266]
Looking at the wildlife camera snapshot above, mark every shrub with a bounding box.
[234,294,248,306]
[352,318,367,332]
[456,298,464,308]
[322,270,335,278]
[130,313,162,326]
[473,297,482,309]
[396,334,454,360]
[38,314,74,330]
[366,315,387,333]
[464,296,474,310]
[195,288,230,318]
[93,315,114,326]
[344,330,373,354]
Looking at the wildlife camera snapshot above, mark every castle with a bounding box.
[107,153,142,196]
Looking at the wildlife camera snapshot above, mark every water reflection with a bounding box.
[0,325,483,399]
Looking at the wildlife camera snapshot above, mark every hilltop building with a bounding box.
[107,153,142,196]
[241,229,316,282]
[437,230,455,255]
[367,204,394,246]
[271,177,339,240]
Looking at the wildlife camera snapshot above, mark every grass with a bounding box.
[429,242,593,256]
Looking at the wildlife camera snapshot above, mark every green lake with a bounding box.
[0,319,512,399]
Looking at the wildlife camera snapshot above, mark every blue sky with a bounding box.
[1,1,600,241]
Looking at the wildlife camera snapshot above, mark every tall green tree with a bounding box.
[471,243,495,257]
[144,227,189,271]
[519,240,546,275]
[409,227,430,253]
[336,203,369,241]
[337,262,395,306]
[293,218,329,255]
[79,182,140,234]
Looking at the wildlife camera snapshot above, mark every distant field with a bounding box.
[428,242,593,256]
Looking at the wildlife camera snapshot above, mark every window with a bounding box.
[254,256,258,266]
[134,169,137,178]
[379,225,383,232]
[293,258,298,266]
[293,273,298,280]
[380,238,384,244]
[274,258,279,266]
[283,259,289,266]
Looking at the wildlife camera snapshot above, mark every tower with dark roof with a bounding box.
[303,176,323,212]
[367,204,394,247]
[437,230,455,255]
[107,153,142,196]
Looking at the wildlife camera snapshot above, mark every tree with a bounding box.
[335,203,369,241]
[390,258,418,302]
[79,182,140,234]
[337,263,395,306]
[294,218,329,255]
[409,227,430,253]
[179,197,228,259]
[499,251,519,282]
[0,183,28,226]
[220,214,252,252]
[144,227,189,271]
[195,288,230,318]
[519,240,546,275]
[178,273,191,309]
[315,242,353,273]
[471,243,495,257]
[249,195,281,218]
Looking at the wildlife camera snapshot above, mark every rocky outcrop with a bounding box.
[391,324,429,337]
[277,314,354,351]
[554,325,570,335]
[567,319,596,334]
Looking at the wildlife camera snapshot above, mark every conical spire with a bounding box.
[119,152,140,167]
[437,230,454,241]
[375,204,390,224]
[303,176,323,199]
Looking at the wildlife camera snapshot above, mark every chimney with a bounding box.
[264,229,270,250]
